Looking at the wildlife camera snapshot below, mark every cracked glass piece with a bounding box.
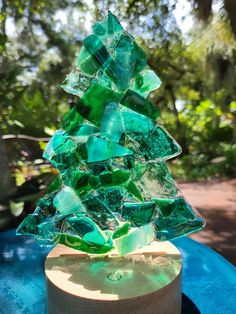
[136,161,177,198]
[60,69,93,97]
[61,167,92,193]
[132,67,162,97]
[16,206,65,245]
[82,192,119,230]
[53,186,86,215]
[17,12,205,255]
[132,126,182,161]
[86,135,133,163]
[154,196,205,241]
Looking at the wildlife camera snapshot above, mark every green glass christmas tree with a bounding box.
[17,12,205,256]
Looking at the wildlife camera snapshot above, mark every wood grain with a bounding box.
[45,241,182,314]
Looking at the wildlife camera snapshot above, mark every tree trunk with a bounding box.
[168,85,189,155]
[0,134,16,202]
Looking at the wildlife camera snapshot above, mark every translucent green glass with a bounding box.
[17,12,205,256]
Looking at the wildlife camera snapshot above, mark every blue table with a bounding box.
[0,230,236,314]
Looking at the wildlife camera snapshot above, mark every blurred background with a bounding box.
[0,0,235,264]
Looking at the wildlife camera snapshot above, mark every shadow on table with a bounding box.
[182,293,200,314]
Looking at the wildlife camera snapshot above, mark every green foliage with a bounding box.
[0,0,235,190]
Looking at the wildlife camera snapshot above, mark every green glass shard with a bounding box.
[133,126,182,161]
[77,82,122,125]
[115,223,155,256]
[76,46,101,75]
[61,167,91,192]
[99,169,130,187]
[61,106,84,134]
[86,135,133,162]
[46,175,62,194]
[16,214,38,235]
[100,102,124,142]
[83,193,119,230]
[57,232,113,254]
[53,186,86,215]
[120,89,160,119]
[66,216,110,246]
[120,106,155,134]
[93,11,123,41]
[122,202,156,227]
[136,161,177,198]
[126,180,144,202]
[109,34,137,90]
[43,130,79,169]
[112,222,130,239]
[17,12,205,256]
[132,68,162,97]
[83,34,111,68]
[154,196,205,241]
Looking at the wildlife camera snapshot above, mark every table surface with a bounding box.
[0,230,236,314]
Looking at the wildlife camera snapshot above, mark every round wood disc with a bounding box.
[45,241,182,314]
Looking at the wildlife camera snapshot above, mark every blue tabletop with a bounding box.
[0,230,236,314]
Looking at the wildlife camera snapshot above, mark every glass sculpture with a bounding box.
[17,12,205,256]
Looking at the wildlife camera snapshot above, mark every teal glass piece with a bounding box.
[82,192,119,230]
[132,67,162,97]
[60,69,93,97]
[100,102,124,142]
[132,126,182,161]
[74,123,99,137]
[122,202,156,227]
[53,186,86,215]
[66,216,111,246]
[43,130,79,169]
[83,34,111,68]
[93,11,123,41]
[109,34,137,90]
[17,12,205,255]
[16,214,38,236]
[154,196,205,241]
[76,46,101,75]
[61,167,91,193]
[86,135,133,163]
[120,106,155,134]
[120,89,160,119]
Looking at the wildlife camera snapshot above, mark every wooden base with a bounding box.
[45,241,182,314]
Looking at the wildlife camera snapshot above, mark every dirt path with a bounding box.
[178,179,236,265]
